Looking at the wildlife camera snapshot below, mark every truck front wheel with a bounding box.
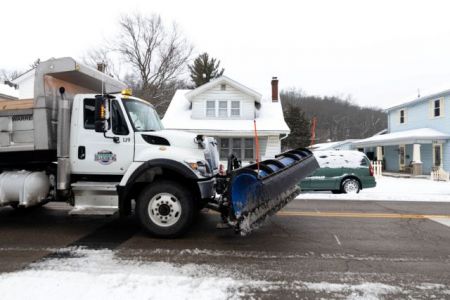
[136,180,194,238]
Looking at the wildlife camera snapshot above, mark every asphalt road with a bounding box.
[1,199,450,299]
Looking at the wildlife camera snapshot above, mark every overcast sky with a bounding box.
[1,0,450,109]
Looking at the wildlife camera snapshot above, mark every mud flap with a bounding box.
[228,148,319,235]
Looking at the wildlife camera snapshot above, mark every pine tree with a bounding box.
[282,103,311,150]
[188,53,224,87]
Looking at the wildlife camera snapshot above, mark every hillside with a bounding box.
[281,89,387,145]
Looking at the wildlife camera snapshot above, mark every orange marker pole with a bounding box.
[253,119,260,175]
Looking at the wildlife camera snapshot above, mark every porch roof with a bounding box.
[353,128,450,147]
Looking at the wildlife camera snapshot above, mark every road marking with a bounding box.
[277,211,450,219]
[428,217,450,228]
[333,234,342,246]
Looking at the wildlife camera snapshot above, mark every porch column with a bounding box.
[412,144,421,163]
[411,143,422,175]
[376,146,383,161]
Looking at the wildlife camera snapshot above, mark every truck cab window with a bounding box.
[111,101,129,135]
[83,98,96,130]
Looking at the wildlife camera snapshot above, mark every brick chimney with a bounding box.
[271,77,279,102]
[97,62,107,73]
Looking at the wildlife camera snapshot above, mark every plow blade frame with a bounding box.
[228,148,319,233]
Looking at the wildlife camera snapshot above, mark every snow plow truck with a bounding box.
[0,57,319,237]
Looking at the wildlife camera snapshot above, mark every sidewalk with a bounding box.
[296,176,450,202]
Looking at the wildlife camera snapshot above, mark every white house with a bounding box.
[0,84,19,101]
[162,76,290,163]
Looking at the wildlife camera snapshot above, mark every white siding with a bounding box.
[262,135,281,159]
[191,84,255,119]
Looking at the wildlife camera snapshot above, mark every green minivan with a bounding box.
[299,150,376,194]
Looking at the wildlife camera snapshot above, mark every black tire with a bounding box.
[136,180,195,238]
[341,178,360,194]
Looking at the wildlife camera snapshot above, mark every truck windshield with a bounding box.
[122,99,163,131]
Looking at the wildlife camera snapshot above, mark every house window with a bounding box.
[399,109,406,124]
[231,101,240,117]
[220,138,230,159]
[206,101,216,117]
[218,137,254,161]
[244,138,254,160]
[220,84,226,91]
[433,99,442,117]
[433,144,442,167]
[218,101,228,117]
[232,138,242,159]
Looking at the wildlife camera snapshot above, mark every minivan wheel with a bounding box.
[341,178,360,194]
[137,180,195,238]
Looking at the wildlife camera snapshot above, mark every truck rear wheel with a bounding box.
[136,180,194,238]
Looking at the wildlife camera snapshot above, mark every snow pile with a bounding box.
[0,247,444,299]
[297,176,450,202]
[299,281,401,300]
[314,150,367,168]
[0,248,251,300]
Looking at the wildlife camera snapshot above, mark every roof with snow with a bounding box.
[353,128,450,147]
[387,87,450,111]
[313,150,368,168]
[162,78,290,136]
[185,76,262,103]
[0,84,19,100]
[309,139,358,151]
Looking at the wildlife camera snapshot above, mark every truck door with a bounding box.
[71,97,134,175]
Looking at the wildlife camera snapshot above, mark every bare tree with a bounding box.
[116,13,193,101]
[0,69,21,82]
[82,49,122,80]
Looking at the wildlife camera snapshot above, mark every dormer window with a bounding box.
[206,101,216,117]
[205,100,241,118]
[218,101,228,117]
[231,101,240,117]
[399,109,406,124]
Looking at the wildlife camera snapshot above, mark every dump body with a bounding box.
[0,57,125,164]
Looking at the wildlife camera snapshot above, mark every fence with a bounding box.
[431,167,450,181]
[371,160,383,177]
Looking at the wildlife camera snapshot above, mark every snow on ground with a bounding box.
[297,176,450,202]
[0,248,251,300]
[0,247,414,300]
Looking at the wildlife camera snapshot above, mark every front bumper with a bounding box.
[197,177,216,199]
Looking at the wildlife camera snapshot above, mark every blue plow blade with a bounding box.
[229,148,319,234]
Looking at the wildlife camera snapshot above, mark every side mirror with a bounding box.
[94,95,107,132]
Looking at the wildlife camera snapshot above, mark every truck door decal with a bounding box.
[95,150,117,165]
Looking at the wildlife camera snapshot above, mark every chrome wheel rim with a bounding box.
[148,193,182,227]
[344,180,359,193]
